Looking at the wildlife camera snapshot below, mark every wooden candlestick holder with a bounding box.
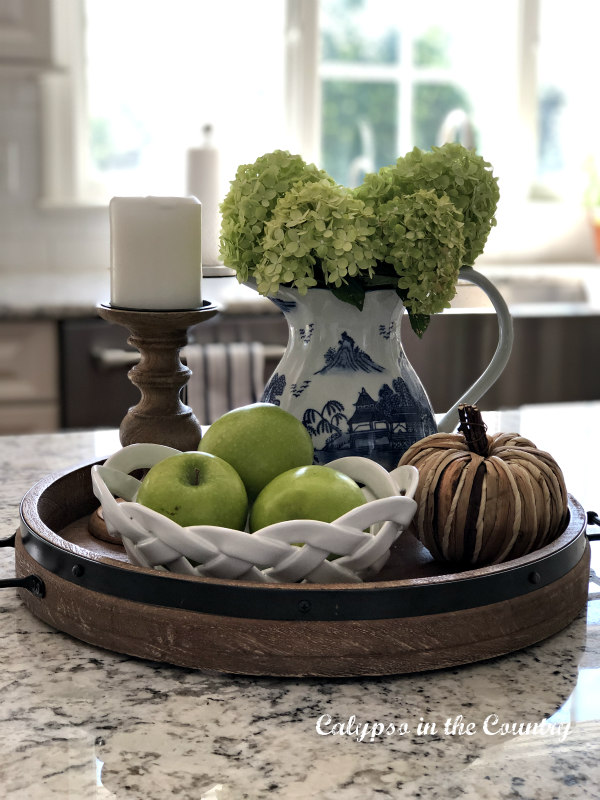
[97,302,218,450]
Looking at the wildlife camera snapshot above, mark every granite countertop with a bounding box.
[0,403,599,798]
[1,264,600,321]
[0,272,278,320]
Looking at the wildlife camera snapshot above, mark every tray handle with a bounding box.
[0,531,46,598]
[587,511,600,541]
[0,532,16,549]
[0,575,45,597]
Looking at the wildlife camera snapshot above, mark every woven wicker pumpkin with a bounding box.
[398,405,569,566]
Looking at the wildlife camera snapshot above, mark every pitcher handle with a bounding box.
[436,266,514,434]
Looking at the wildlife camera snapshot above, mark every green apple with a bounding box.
[136,451,248,529]
[249,465,366,532]
[198,402,314,501]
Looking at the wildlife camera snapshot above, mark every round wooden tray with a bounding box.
[15,458,590,677]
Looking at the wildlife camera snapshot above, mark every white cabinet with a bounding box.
[0,0,52,65]
[0,320,59,433]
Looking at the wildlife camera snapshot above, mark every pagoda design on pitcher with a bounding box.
[301,378,436,470]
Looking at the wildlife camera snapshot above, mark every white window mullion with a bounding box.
[398,21,413,158]
[320,62,399,82]
[517,0,539,187]
[285,0,321,165]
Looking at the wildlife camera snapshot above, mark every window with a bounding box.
[320,0,486,186]
[41,0,288,205]
[84,0,287,199]
[317,0,599,206]
[42,0,599,261]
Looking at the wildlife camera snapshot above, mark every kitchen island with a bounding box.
[0,403,599,799]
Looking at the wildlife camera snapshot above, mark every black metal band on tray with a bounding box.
[18,497,588,622]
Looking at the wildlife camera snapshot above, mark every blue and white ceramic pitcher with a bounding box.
[262,267,513,471]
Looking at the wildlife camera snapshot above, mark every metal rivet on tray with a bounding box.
[528,571,541,585]
[298,600,311,614]
[72,564,84,578]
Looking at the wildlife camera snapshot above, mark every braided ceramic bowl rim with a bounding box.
[91,443,419,584]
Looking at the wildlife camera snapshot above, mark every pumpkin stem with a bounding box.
[458,404,489,457]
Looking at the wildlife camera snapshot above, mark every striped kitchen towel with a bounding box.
[184,341,266,424]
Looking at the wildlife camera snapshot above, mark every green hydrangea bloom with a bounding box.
[378,189,465,316]
[356,142,499,265]
[219,144,499,334]
[255,179,379,296]
[219,150,331,281]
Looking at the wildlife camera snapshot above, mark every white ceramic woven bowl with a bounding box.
[91,443,418,583]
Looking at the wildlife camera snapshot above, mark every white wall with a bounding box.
[0,74,109,277]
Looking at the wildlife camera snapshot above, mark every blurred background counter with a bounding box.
[1,265,599,435]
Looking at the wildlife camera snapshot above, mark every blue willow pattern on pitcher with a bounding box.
[262,287,437,471]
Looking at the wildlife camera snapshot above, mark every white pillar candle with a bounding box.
[109,196,202,310]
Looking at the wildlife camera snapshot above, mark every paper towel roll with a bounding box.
[187,127,221,267]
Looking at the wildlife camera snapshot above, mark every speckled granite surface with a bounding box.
[1,410,599,799]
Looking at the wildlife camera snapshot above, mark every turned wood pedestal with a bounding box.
[97,302,218,451]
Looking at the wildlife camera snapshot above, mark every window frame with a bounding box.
[39,0,102,206]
